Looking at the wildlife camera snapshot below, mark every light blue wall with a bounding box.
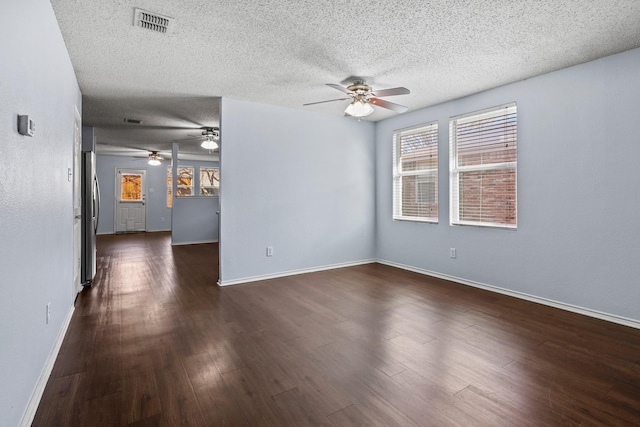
[219,98,376,283]
[96,154,219,244]
[0,0,82,425]
[171,154,220,245]
[171,197,219,245]
[375,47,640,322]
[96,155,173,233]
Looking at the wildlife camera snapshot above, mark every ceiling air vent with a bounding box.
[133,8,174,34]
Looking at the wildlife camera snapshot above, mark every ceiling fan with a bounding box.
[148,151,170,166]
[132,150,170,166]
[304,79,410,117]
[200,127,220,150]
[174,127,220,150]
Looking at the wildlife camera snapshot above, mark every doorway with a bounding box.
[115,168,147,232]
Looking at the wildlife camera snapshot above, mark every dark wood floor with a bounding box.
[33,232,640,426]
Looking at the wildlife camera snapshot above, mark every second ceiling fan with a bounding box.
[304,79,410,117]
[174,127,220,150]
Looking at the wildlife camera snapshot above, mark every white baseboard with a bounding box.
[171,239,218,246]
[218,259,376,287]
[20,304,75,427]
[377,259,640,330]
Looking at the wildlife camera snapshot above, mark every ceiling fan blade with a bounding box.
[326,83,351,94]
[371,87,410,97]
[103,124,205,131]
[173,136,206,142]
[303,97,350,106]
[370,98,409,113]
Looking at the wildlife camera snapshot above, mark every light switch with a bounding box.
[18,115,35,136]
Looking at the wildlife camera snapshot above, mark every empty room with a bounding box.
[2,1,640,426]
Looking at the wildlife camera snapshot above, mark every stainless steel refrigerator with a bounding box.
[81,128,100,285]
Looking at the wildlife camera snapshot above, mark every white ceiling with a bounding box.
[51,0,640,155]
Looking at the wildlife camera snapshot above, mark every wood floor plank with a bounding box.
[81,392,126,427]
[311,342,419,426]
[121,354,162,424]
[32,373,84,426]
[249,330,354,416]
[270,387,333,427]
[453,385,539,427]
[149,343,206,426]
[127,413,164,427]
[220,367,288,426]
[327,404,386,427]
[183,352,250,426]
[32,232,640,426]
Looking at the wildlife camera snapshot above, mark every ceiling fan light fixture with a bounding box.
[345,99,374,117]
[201,139,218,150]
[201,127,220,149]
[148,151,162,165]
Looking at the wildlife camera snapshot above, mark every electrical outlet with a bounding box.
[46,303,51,324]
[450,248,457,259]
[266,246,273,257]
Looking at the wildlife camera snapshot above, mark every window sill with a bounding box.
[393,216,438,224]
[450,221,517,230]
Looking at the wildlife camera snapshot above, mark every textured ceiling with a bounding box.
[51,0,640,154]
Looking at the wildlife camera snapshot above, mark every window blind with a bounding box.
[393,122,439,222]
[450,103,517,228]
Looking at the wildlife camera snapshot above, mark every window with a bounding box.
[176,166,194,196]
[393,122,439,222]
[449,103,517,228]
[120,173,143,201]
[200,167,219,196]
[167,167,172,208]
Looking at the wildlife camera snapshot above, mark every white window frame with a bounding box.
[393,121,439,223]
[449,102,517,229]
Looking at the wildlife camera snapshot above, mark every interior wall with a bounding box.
[219,98,376,284]
[95,154,174,233]
[171,197,219,245]
[0,0,82,425]
[170,153,220,245]
[375,47,640,322]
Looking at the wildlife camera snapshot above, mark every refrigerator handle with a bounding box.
[94,175,101,234]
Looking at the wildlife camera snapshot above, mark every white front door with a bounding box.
[73,107,82,295]
[115,168,147,232]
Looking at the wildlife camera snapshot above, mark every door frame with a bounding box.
[72,106,82,296]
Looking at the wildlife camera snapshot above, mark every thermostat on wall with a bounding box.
[18,115,35,136]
